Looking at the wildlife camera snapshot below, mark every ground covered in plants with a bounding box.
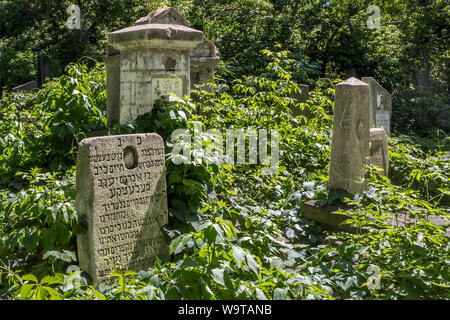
[0,50,449,300]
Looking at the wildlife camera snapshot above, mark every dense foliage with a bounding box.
[0,50,448,299]
[2,0,448,142]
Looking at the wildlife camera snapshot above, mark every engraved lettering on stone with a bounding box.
[76,134,169,286]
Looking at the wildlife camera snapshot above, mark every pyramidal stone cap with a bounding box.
[338,77,370,86]
[135,7,192,27]
[108,23,204,51]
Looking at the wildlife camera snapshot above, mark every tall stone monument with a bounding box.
[135,7,221,90]
[329,78,370,194]
[106,7,220,125]
[362,77,392,136]
[75,134,169,285]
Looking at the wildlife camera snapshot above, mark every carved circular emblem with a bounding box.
[123,146,138,169]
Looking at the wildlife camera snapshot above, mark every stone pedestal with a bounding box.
[329,78,370,194]
[135,7,221,90]
[106,23,203,125]
[105,7,221,125]
[301,200,365,234]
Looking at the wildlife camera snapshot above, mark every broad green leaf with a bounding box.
[273,288,288,300]
[246,253,260,275]
[22,228,39,252]
[40,275,61,285]
[211,268,225,286]
[41,286,62,300]
[18,284,35,300]
[22,274,38,283]
[232,245,246,268]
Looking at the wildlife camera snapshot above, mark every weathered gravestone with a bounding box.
[302,80,449,236]
[75,134,169,286]
[290,84,310,110]
[37,55,52,88]
[362,77,392,136]
[105,7,218,125]
[329,77,371,194]
[369,128,390,177]
[295,84,310,104]
[135,7,221,90]
[134,7,221,90]
[13,55,52,92]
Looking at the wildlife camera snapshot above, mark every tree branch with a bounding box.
[210,6,269,20]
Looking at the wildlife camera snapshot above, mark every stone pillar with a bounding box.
[362,77,392,136]
[106,23,203,125]
[329,78,370,194]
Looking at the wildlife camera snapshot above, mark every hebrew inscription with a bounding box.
[76,134,168,286]
[151,76,183,104]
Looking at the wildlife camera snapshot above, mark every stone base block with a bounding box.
[301,200,450,237]
[301,200,367,234]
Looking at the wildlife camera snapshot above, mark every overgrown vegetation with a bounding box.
[0,49,448,299]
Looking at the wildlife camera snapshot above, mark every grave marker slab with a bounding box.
[370,128,389,177]
[329,77,370,194]
[75,133,168,286]
[362,77,392,136]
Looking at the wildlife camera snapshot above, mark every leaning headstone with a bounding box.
[362,77,393,136]
[75,134,169,286]
[37,55,52,88]
[106,8,206,125]
[329,77,370,194]
[369,128,389,177]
